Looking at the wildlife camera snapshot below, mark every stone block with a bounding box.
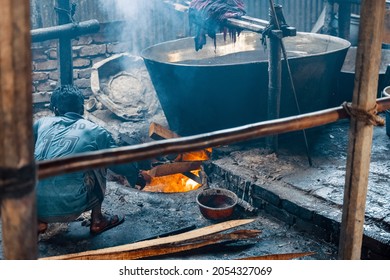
[263,202,295,226]
[79,44,107,57]
[34,60,57,71]
[36,80,57,92]
[252,185,281,206]
[73,58,91,68]
[32,72,49,81]
[282,200,313,221]
[107,42,131,54]
[74,78,91,89]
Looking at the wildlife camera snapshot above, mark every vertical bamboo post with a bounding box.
[0,0,37,259]
[338,0,385,260]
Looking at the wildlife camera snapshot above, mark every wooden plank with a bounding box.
[149,122,180,140]
[239,252,315,260]
[0,0,37,259]
[42,229,260,260]
[338,0,386,260]
[149,122,211,161]
[145,161,203,177]
[40,219,255,260]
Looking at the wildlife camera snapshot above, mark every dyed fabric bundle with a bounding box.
[189,0,246,51]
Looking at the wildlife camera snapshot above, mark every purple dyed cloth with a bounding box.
[189,0,246,51]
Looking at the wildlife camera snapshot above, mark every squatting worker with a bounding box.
[33,85,150,235]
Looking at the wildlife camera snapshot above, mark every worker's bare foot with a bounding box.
[90,214,124,235]
[38,221,48,235]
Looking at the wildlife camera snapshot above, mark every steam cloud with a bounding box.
[98,0,188,54]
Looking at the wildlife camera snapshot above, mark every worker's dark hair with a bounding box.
[50,85,84,116]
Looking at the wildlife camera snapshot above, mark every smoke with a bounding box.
[100,0,147,20]
[98,0,188,54]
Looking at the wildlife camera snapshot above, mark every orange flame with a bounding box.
[176,148,212,162]
[143,170,202,193]
[143,148,211,193]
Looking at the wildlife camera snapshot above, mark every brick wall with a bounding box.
[31,14,188,107]
[32,21,140,106]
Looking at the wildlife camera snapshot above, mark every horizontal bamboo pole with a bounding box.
[37,97,390,180]
[30,19,100,43]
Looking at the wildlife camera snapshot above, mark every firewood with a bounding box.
[40,219,255,260]
[149,122,211,161]
[145,161,203,177]
[149,122,180,140]
[238,251,315,260]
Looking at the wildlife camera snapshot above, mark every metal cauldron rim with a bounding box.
[141,31,351,67]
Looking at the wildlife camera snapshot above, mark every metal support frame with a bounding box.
[264,4,296,153]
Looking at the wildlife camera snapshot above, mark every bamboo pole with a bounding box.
[37,96,390,180]
[0,0,37,259]
[338,0,386,260]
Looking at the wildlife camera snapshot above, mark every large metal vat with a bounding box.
[141,32,350,136]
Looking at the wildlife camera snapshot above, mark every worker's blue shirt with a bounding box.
[33,112,138,220]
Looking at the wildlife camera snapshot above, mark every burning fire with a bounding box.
[178,148,212,161]
[143,148,211,193]
[143,170,202,193]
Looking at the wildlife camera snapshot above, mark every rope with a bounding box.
[342,102,385,126]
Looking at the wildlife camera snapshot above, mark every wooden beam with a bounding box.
[145,161,203,177]
[149,122,211,161]
[239,252,315,260]
[0,0,37,259]
[31,19,100,43]
[338,0,386,260]
[40,219,255,260]
[149,122,180,140]
[36,96,390,180]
